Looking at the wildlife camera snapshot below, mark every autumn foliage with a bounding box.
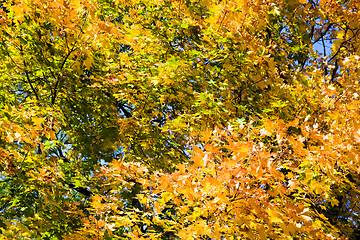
[1,0,360,239]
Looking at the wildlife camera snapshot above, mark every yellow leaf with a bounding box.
[154,202,161,214]
[258,226,267,240]
[267,210,282,223]
[84,56,94,70]
[32,117,45,126]
[49,130,57,140]
[301,215,312,222]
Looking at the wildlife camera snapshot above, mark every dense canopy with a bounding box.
[1,0,360,239]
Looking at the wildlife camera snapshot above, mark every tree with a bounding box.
[0,0,360,239]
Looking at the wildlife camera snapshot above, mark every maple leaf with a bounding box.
[1,0,360,239]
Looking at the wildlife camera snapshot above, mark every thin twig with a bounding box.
[52,10,90,105]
